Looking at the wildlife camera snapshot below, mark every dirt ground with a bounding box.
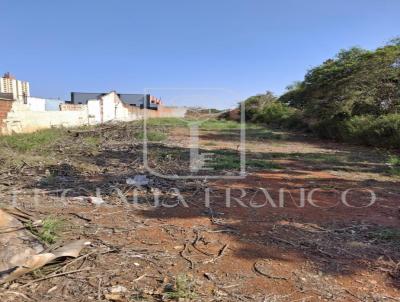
[1,120,400,302]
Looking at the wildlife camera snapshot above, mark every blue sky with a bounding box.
[1,0,399,108]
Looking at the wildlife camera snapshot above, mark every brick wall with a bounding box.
[0,100,13,128]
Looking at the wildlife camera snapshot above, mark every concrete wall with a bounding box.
[45,99,64,111]
[1,102,88,134]
[87,100,101,125]
[27,97,46,112]
[102,92,118,122]
[0,92,187,135]
[145,106,187,118]
[27,97,65,112]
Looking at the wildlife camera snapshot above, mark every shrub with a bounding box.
[243,92,277,122]
[313,114,400,149]
[253,101,307,130]
[368,114,400,148]
[312,118,345,141]
[253,101,291,123]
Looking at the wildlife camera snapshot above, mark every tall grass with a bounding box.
[0,128,63,152]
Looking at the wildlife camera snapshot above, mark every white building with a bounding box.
[0,72,30,101]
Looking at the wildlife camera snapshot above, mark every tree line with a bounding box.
[242,38,400,149]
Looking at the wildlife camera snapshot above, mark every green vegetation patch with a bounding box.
[135,131,167,141]
[164,274,197,300]
[368,228,400,243]
[388,155,400,176]
[211,150,281,170]
[0,128,64,152]
[199,119,241,130]
[144,117,188,127]
[28,216,64,245]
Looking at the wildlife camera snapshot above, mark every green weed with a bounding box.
[211,150,280,170]
[387,155,400,176]
[369,228,400,242]
[248,159,282,169]
[388,155,400,166]
[28,216,64,245]
[41,173,57,185]
[164,274,197,300]
[135,131,167,141]
[212,152,240,170]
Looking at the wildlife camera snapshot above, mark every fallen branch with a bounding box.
[343,288,364,302]
[133,274,147,282]
[20,268,91,288]
[180,243,195,269]
[52,251,98,274]
[253,261,288,281]
[1,291,37,302]
[192,230,214,256]
[266,232,299,247]
[203,243,229,264]
[68,212,92,222]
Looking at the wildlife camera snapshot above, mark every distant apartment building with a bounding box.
[0,72,30,101]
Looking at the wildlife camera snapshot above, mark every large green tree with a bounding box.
[243,91,277,121]
[279,41,400,120]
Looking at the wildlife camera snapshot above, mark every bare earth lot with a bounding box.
[1,119,400,302]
